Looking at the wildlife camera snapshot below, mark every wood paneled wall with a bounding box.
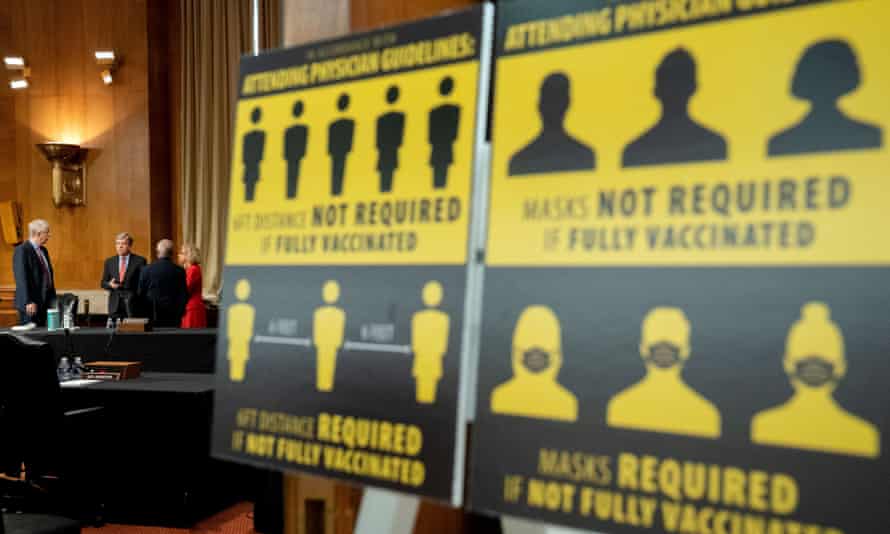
[0,0,171,291]
[282,0,351,47]
[351,0,478,31]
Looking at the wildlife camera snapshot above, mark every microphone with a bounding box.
[103,318,118,358]
[63,325,73,359]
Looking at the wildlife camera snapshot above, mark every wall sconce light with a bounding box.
[4,56,30,89]
[35,143,88,207]
[95,50,117,85]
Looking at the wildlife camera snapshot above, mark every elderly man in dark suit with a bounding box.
[13,219,57,326]
[100,232,147,319]
[139,238,187,327]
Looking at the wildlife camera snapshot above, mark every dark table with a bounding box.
[59,373,253,526]
[12,328,218,373]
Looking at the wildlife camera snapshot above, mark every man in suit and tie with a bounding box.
[100,232,147,319]
[139,239,187,327]
[13,219,57,326]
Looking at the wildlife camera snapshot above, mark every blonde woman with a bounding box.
[178,243,207,328]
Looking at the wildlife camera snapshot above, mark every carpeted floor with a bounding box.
[82,502,256,534]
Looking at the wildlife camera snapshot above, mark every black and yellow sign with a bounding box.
[211,5,492,503]
[470,0,889,532]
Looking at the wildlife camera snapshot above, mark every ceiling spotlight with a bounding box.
[10,78,29,90]
[4,56,25,69]
[94,51,118,85]
[94,51,116,64]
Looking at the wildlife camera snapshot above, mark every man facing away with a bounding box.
[13,219,56,326]
[100,232,147,319]
[139,239,187,327]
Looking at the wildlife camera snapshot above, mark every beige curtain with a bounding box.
[179,0,280,299]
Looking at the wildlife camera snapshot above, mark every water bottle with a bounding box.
[58,357,70,382]
[72,356,84,379]
[106,317,113,329]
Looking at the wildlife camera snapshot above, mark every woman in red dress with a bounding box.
[178,243,207,328]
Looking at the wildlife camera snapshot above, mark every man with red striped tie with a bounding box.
[101,232,147,320]
[13,219,57,326]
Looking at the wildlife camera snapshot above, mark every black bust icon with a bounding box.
[622,48,727,168]
[768,39,882,157]
[509,72,595,176]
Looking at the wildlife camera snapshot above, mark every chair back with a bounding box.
[56,293,79,316]
[0,334,63,479]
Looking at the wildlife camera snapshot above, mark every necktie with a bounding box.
[36,248,51,284]
[119,256,126,283]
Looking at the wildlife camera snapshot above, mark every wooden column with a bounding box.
[351,0,477,31]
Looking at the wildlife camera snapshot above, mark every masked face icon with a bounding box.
[793,355,836,387]
[522,347,552,373]
[647,341,681,369]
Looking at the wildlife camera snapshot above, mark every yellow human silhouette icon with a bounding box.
[607,307,720,438]
[227,279,255,382]
[411,281,450,404]
[751,302,880,458]
[313,280,346,392]
[491,306,578,422]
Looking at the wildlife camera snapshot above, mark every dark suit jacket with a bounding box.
[101,254,147,316]
[12,241,56,315]
[138,257,187,327]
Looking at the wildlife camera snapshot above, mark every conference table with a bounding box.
[13,327,218,373]
[58,372,247,525]
[0,328,256,526]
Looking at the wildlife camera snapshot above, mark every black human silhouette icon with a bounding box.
[428,76,461,189]
[622,48,727,168]
[284,100,309,199]
[327,93,355,196]
[509,72,595,176]
[376,86,406,193]
[242,107,266,202]
[768,40,882,157]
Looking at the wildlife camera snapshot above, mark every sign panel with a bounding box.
[471,0,889,532]
[212,5,492,504]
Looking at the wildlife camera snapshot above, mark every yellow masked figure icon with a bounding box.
[751,302,880,458]
[313,280,346,392]
[491,306,578,422]
[228,279,255,382]
[607,307,720,438]
[411,281,450,404]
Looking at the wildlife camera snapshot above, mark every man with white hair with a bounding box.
[13,219,57,326]
[138,238,187,327]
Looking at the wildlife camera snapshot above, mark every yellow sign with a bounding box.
[226,64,480,266]
[487,0,889,266]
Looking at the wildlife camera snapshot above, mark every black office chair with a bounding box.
[0,334,62,479]
[0,334,96,533]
